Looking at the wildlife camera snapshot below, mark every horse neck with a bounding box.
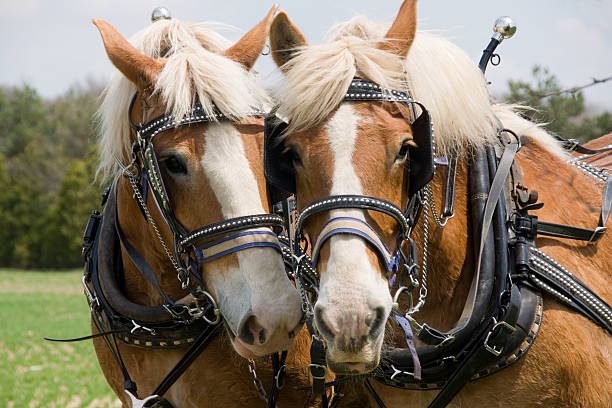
[408,156,475,331]
[116,177,186,306]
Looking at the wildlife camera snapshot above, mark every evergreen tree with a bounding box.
[42,157,100,268]
[506,66,612,142]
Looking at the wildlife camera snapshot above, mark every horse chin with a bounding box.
[328,360,379,376]
[325,344,381,375]
[225,322,294,359]
[231,336,293,359]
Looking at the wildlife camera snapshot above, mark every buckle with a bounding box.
[308,363,328,380]
[588,226,607,243]
[484,320,516,356]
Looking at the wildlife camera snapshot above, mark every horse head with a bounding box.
[268,0,425,374]
[94,7,303,359]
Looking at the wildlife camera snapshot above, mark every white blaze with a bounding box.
[319,104,391,323]
[200,122,300,334]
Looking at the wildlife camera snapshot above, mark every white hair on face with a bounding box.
[275,15,503,156]
[96,19,269,181]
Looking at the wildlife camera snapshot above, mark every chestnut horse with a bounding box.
[575,133,612,168]
[91,9,315,407]
[268,1,611,406]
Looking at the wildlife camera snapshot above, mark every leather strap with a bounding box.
[442,155,458,218]
[267,351,288,408]
[600,178,612,228]
[535,220,606,242]
[450,140,519,336]
[152,324,222,397]
[311,217,398,272]
[427,285,521,408]
[194,230,282,263]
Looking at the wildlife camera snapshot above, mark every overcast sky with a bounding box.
[2,0,611,109]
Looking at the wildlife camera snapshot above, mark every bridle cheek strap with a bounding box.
[194,230,282,264]
[311,217,400,273]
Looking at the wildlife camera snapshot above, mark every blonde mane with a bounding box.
[97,19,270,180]
[275,16,501,156]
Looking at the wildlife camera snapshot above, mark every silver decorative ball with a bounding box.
[493,16,517,40]
[151,7,172,22]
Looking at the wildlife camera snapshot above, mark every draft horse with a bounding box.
[266,1,612,406]
[86,8,314,407]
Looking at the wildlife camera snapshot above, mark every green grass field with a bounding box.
[0,269,120,407]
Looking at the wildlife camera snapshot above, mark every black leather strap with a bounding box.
[267,350,288,408]
[427,285,521,408]
[152,324,222,397]
[536,220,606,242]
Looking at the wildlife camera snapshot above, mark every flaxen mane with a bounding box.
[97,19,269,180]
[274,16,565,158]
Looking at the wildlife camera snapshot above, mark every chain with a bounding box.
[424,184,450,228]
[248,359,269,405]
[125,171,185,276]
[408,192,429,315]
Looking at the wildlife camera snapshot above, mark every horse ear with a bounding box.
[92,19,163,92]
[377,0,418,56]
[223,5,279,70]
[269,12,308,70]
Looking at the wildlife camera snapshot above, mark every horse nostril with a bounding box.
[367,306,386,338]
[238,315,267,345]
[314,306,336,340]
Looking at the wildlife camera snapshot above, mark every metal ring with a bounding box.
[275,364,287,389]
[490,53,501,66]
[497,128,522,151]
[392,286,413,312]
[199,290,222,325]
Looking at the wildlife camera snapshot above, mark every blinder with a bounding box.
[264,115,292,202]
[263,78,435,201]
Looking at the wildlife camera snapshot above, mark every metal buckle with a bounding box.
[308,363,328,380]
[81,276,99,309]
[588,226,607,243]
[484,320,516,356]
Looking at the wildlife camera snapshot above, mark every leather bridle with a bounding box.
[121,93,288,323]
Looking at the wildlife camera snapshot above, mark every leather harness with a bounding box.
[263,78,612,408]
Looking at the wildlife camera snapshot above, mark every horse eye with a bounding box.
[163,156,188,174]
[284,147,302,167]
[396,141,411,161]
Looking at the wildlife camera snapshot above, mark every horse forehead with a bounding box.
[200,122,266,218]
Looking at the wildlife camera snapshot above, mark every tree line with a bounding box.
[0,68,610,269]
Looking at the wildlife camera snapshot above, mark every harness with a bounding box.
[50,96,294,407]
[263,78,612,408]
